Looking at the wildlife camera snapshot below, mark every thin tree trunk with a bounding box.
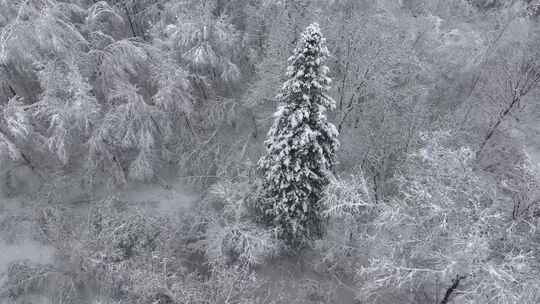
[459,17,512,128]
[440,275,466,304]
[7,85,16,97]
[122,3,137,37]
[372,172,379,204]
[476,94,520,159]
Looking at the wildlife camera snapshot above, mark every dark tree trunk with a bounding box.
[440,275,466,304]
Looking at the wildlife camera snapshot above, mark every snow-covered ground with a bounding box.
[118,179,199,214]
[0,199,54,288]
[0,240,54,286]
[524,127,540,176]
[512,115,540,174]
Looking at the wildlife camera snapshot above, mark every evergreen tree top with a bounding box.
[289,23,329,65]
[281,23,334,110]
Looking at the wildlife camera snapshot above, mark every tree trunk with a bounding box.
[440,275,466,304]
[476,94,520,160]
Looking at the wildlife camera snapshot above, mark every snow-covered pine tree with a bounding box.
[258,23,339,247]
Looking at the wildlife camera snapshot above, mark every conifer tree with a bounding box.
[258,23,339,247]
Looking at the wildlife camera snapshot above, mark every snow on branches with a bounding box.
[257,23,339,247]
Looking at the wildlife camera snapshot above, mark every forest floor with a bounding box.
[0,179,198,293]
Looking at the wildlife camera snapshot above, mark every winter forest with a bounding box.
[0,0,540,303]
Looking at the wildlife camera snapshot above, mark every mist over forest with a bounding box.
[1,0,540,303]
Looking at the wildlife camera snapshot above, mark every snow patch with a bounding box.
[0,240,54,285]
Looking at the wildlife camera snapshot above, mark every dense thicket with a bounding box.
[0,1,539,303]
